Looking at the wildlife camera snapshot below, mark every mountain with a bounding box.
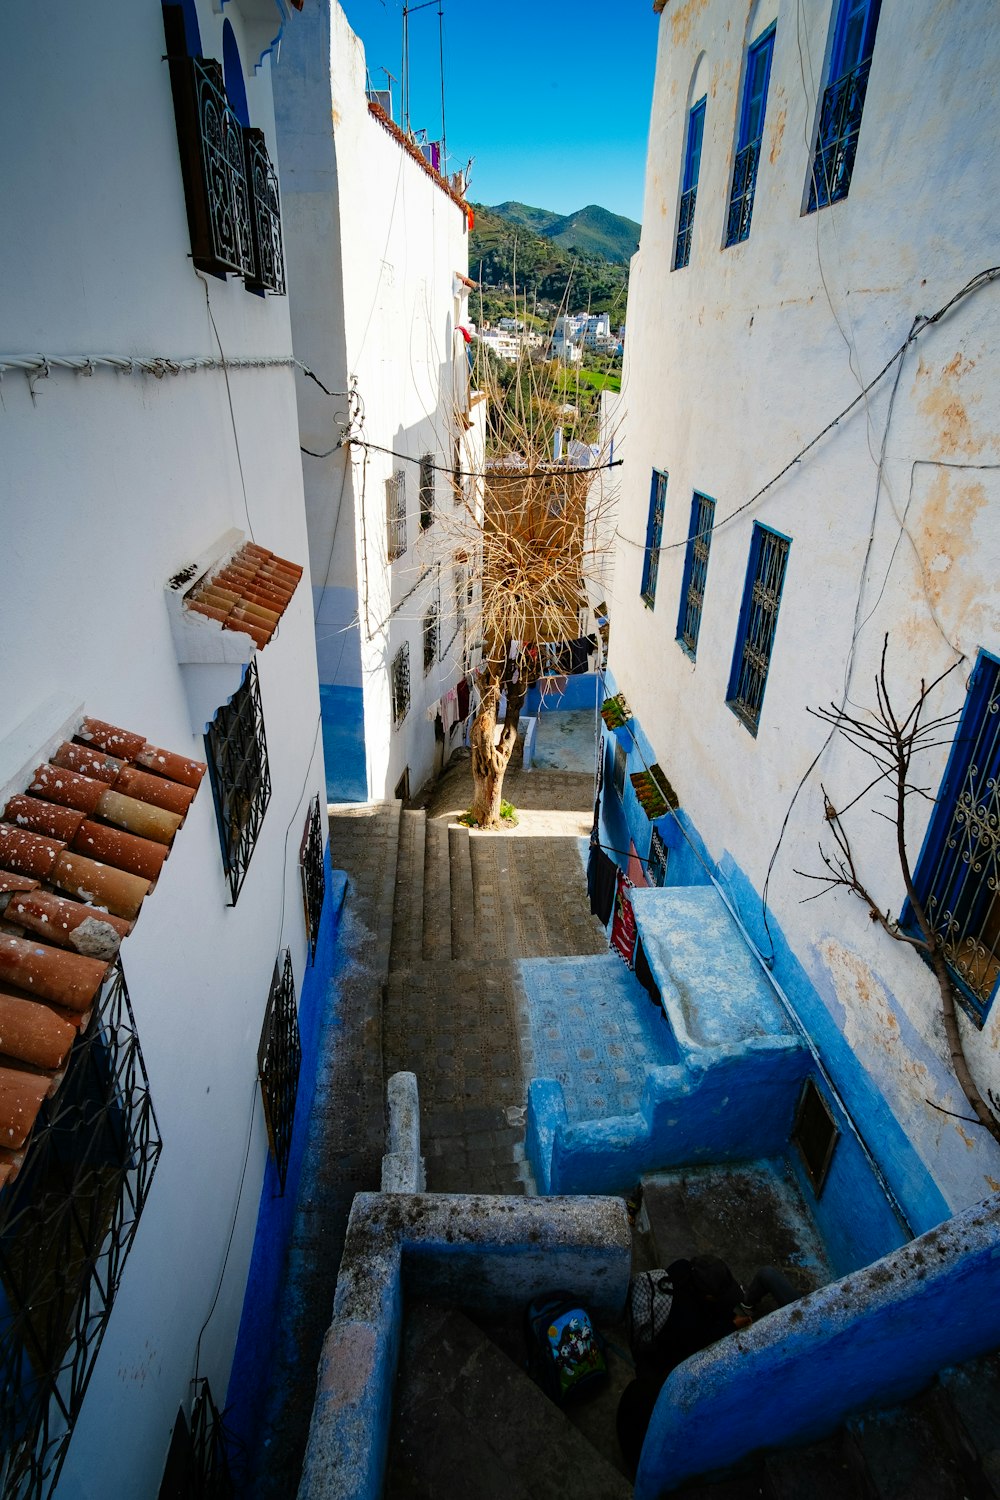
[468,204,629,319]
[483,201,641,265]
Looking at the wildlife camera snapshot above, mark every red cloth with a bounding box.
[627,840,649,889]
[610,870,637,969]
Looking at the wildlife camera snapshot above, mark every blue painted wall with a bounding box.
[320,684,367,802]
[225,852,348,1460]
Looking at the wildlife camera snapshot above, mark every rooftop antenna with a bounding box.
[401,0,447,162]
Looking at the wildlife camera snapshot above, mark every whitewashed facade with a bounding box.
[0,3,331,1494]
[609,0,1000,1223]
[274,2,484,805]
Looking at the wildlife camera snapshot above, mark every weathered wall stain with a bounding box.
[769,102,787,164]
[913,466,988,614]
[671,0,711,48]
[915,352,985,457]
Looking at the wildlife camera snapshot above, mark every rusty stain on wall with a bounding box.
[670,0,711,48]
[913,467,988,614]
[914,352,985,458]
[769,103,787,164]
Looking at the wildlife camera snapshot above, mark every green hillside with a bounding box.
[490,201,564,235]
[468,203,630,320]
[482,200,641,264]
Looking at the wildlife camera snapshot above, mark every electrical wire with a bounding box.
[350,435,622,480]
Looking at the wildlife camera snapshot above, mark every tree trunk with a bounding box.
[469,671,526,829]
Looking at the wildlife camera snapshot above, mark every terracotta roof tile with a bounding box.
[0,711,207,1180]
[184,540,302,649]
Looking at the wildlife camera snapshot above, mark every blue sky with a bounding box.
[339,0,660,224]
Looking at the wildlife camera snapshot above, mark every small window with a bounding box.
[908,651,1000,1026]
[641,470,668,609]
[299,795,325,965]
[423,602,439,673]
[386,470,407,561]
[674,96,706,270]
[0,963,161,1497]
[807,0,881,210]
[391,643,411,726]
[205,658,271,903]
[612,739,628,798]
[648,828,668,887]
[676,491,715,660]
[725,25,775,246]
[726,523,790,734]
[257,951,302,1194]
[419,454,435,530]
[792,1078,838,1194]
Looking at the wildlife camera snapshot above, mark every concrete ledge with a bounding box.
[529,1045,811,1196]
[635,1192,1000,1498]
[381,1071,425,1192]
[298,1191,630,1500]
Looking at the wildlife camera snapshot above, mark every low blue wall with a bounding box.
[523,671,602,715]
[635,1192,1000,1498]
[529,1042,810,1197]
[224,853,348,1464]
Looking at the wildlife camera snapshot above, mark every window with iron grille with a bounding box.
[648,828,668,887]
[726,524,790,734]
[0,962,161,1500]
[725,25,775,246]
[807,0,881,211]
[205,659,271,903]
[257,951,302,1194]
[163,7,285,294]
[641,470,668,608]
[676,491,715,660]
[612,738,628,798]
[423,601,439,673]
[907,651,1000,1027]
[391,643,411,726]
[299,795,326,965]
[419,454,435,530]
[386,470,407,562]
[158,1382,235,1500]
[674,96,706,270]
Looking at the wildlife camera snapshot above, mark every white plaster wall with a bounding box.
[0,3,326,1493]
[275,1,476,802]
[612,0,1000,1210]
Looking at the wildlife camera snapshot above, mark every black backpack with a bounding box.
[524,1292,609,1404]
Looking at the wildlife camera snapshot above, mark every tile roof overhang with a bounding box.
[0,706,206,1187]
[165,527,304,731]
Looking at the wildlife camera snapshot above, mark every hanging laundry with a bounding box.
[627,840,649,888]
[587,842,617,925]
[442,687,460,741]
[610,869,637,969]
[456,676,470,719]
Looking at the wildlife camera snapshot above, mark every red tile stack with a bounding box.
[0,716,206,1186]
[184,541,304,650]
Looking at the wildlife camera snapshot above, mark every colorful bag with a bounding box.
[524,1293,608,1403]
[627,1270,674,1357]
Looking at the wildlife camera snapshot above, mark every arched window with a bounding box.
[222,19,250,127]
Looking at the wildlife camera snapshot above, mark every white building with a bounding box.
[0,2,337,1494]
[606,0,1000,1235]
[274,2,485,805]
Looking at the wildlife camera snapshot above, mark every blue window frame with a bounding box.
[641,470,668,609]
[807,0,881,210]
[906,651,1000,1027]
[726,523,790,733]
[726,25,775,246]
[674,97,706,270]
[676,491,715,659]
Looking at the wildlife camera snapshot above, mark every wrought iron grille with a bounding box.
[807,57,873,211]
[725,136,761,246]
[391,643,411,726]
[299,795,326,965]
[676,491,715,659]
[168,47,255,280]
[727,526,790,734]
[648,828,668,888]
[386,471,407,562]
[419,454,435,531]
[423,601,439,673]
[912,656,1000,1025]
[0,962,161,1500]
[243,128,285,295]
[258,952,302,1194]
[641,471,667,608]
[674,187,697,270]
[159,1383,235,1500]
[205,659,272,904]
[612,739,628,799]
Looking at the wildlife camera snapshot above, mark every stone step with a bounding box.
[390,808,425,968]
[422,817,452,962]
[449,822,476,958]
[385,1301,633,1500]
[939,1348,1000,1492]
[847,1383,998,1500]
[328,799,402,985]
